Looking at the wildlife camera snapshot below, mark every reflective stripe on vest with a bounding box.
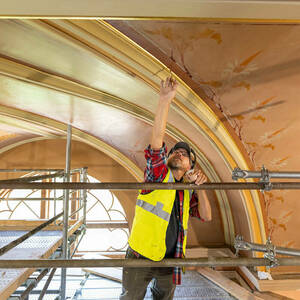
[136,199,170,222]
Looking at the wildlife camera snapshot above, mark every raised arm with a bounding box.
[151,77,178,149]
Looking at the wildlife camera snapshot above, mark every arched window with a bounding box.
[0,172,129,254]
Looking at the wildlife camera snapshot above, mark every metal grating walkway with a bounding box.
[0,230,63,299]
[12,268,238,299]
[72,270,237,299]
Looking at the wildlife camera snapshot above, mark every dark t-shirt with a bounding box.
[165,187,181,258]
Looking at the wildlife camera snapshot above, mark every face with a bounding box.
[167,148,191,172]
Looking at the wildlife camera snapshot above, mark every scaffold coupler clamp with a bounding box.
[234,235,251,256]
[264,237,279,268]
[232,167,248,181]
[260,166,272,192]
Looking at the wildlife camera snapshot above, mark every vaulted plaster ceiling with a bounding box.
[0,4,300,287]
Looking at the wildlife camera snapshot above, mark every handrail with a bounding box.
[38,268,57,300]
[2,181,300,190]
[1,257,300,268]
[18,268,49,300]
[235,236,300,257]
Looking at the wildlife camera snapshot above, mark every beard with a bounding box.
[167,156,183,170]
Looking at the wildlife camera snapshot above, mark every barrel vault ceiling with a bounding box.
[1,2,300,294]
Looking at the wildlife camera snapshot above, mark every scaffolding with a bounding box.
[0,129,88,300]
[2,127,300,299]
[0,165,87,300]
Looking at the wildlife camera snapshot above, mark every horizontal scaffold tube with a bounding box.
[1,257,300,268]
[2,182,300,190]
[236,240,300,257]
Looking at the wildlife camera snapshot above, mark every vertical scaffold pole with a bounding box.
[60,124,72,300]
[82,167,88,226]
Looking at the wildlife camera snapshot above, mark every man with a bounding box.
[120,77,212,300]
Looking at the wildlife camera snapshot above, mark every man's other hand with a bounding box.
[185,170,207,185]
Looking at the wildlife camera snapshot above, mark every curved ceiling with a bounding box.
[1,18,284,256]
[113,19,300,255]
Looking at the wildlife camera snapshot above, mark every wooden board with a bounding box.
[238,265,300,292]
[0,219,78,230]
[83,267,122,282]
[82,254,122,282]
[258,279,300,292]
[186,247,235,258]
[197,267,264,300]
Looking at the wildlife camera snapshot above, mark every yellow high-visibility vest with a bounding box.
[128,169,192,261]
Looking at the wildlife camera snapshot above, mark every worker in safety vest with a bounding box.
[120,77,212,300]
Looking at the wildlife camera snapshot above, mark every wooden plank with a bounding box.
[186,247,235,258]
[219,270,252,292]
[82,254,122,282]
[258,279,300,292]
[238,266,261,291]
[0,219,78,230]
[197,267,264,300]
[83,267,122,282]
[238,265,300,293]
[254,291,295,300]
[185,247,236,271]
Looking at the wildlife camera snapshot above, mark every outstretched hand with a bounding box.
[159,77,178,102]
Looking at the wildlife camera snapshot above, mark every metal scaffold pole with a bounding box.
[232,167,300,180]
[3,181,300,190]
[235,236,300,257]
[60,124,72,300]
[1,257,300,268]
[81,167,88,226]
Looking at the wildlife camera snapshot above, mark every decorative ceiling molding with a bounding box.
[0,105,143,181]
[1,0,300,22]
